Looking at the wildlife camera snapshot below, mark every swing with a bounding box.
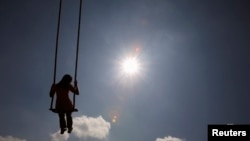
[49,0,83,113]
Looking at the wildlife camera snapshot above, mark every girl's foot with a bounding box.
[60,128,66,134]
[68,127,73,133]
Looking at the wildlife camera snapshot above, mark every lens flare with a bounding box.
[122,57,139,74]
[112,115,117,123]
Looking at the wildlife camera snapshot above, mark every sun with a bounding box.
[122,57,139,75]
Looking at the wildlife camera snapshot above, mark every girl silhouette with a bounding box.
[50,74,79,134]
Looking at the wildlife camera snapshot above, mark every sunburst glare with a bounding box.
[122,57,139,75]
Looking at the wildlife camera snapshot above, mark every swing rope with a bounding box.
[50,0,82,113]
[50,0,62,111]
[73,0,83,110]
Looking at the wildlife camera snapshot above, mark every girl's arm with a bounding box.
[50,84,56,97]
[70,82,79,95]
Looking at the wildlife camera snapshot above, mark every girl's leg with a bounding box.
[66,112,73,133]
[58,112,66,134]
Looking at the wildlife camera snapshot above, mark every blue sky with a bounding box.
[0,0,250,141]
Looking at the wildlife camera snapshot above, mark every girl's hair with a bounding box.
[57,74,72,88]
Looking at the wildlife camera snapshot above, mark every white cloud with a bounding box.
[0,136,26,141]
[73,115,111,140]
[156,136,184,141]
[50,131,69,141]
[50,115,111,141]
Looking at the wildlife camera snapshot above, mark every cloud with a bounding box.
[50,115,111,141]
[156,136,184,141]
[0,136,26,141]
[51,131,69,141]
[73,115,111,140]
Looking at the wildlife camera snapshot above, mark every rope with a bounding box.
[50,0,63,110]
[73,0,83,109]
